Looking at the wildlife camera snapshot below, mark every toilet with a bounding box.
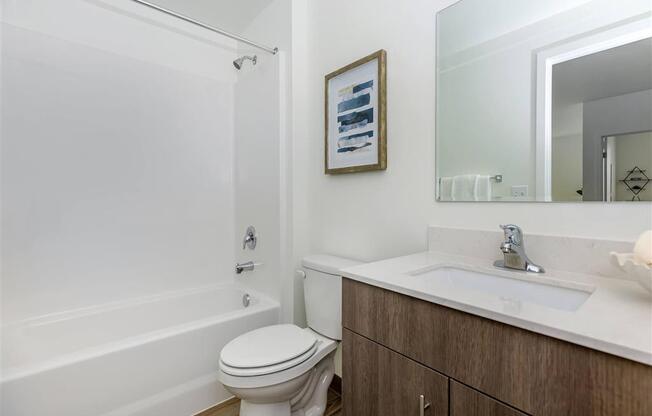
[218,254,361,416]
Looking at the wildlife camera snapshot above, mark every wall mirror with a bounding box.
[436,0,652,202]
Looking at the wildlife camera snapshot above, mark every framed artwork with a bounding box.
[325,50,387,174]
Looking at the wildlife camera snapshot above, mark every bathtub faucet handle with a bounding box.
[242,226,257,250]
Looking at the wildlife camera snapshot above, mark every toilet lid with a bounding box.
[220,342,319,377]
[220,324,317,369]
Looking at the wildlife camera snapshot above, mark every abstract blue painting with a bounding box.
[336,80,375,153]
[325,50,386,173]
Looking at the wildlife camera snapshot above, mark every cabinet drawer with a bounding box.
[450,381,527,416]
[343,278,652,415]
[343,329,448,416]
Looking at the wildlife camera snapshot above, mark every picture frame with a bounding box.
[325,50,387,174]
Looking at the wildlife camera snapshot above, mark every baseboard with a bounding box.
[330,374,342,395]
[194,397,240,416]
[195,377,342,415]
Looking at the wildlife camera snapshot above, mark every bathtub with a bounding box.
[0,284,279,416]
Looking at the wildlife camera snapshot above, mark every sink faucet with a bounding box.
[494,224,545,273]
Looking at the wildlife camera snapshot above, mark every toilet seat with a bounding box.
[220,324,318,374]
[220,342,319,377]
[219,327,338,390]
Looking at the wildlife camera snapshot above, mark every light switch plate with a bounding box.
[511,185,528,198]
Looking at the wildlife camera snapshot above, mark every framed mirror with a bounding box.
[436,0,652,202]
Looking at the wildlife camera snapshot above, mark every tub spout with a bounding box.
[235,261,256,274]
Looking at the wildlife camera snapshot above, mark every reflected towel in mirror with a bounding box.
[452,175,477,201]
[475,175,492,201]
[445,174,492,201]
[440,177,454,201]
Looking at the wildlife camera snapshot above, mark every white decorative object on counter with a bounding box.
[633,230,652,266]
[610,252,652,293]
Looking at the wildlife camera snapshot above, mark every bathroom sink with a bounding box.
[412,267,593,312]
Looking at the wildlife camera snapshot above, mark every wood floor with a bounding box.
[324,388,343,416]
[200,388,342,416]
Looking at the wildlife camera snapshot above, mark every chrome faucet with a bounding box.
[235,261,256,274]
[242,226,257,250]
[494,224,545,273]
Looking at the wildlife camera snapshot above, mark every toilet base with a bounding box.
[235,352,335,416]
[241,401,291,416]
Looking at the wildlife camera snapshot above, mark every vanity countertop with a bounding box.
[340,251,652,366]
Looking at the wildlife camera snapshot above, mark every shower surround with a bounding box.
[1,0,289,414]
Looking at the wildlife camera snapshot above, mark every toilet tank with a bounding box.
[302,254,362,340]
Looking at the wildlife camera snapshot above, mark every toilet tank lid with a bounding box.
[302,254,363,275]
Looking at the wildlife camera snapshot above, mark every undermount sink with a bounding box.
[411,267,594,312]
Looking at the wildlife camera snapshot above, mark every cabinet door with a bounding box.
[450,381,527,416]
[343,328,448,416]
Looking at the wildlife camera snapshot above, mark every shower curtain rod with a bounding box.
[129,0,279,55]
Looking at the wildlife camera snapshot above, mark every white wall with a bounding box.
[233,0,293,319]
[551,134,584,201]
[1,0,238,322]
[552,103,583,201]
[290,0,311,326]
[290,0,652,316]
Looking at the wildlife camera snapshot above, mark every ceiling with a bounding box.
[553,38,652,107]
[147,0,275,34]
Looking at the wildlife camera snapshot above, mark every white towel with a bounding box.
[439,177,454,201]
[474,175,492,201]
[452,175,477,201]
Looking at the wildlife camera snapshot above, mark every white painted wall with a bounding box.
[290,0,311,326]
[290,0,652,318]
[552,103,583,201]
[552,134,584,201]
[1,0,238,322]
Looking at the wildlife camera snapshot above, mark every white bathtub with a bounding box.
[0,284,279,416]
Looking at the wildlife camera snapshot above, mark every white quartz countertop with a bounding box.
[340,251,652,366]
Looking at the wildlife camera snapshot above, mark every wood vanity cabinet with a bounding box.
[342,278,652,416]
[449,381,527,416]
[343,329,448,416]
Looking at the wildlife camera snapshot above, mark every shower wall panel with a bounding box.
[1,0,238,322]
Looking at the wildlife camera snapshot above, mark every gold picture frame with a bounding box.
[325,50,387,174]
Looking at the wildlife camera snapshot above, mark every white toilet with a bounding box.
[218,254,360,416]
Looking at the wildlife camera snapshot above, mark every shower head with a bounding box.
[233,55,257,70]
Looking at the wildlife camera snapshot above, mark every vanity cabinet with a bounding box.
[450,381,526,416]
[342,329,448,416]
[342,278,652,416]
